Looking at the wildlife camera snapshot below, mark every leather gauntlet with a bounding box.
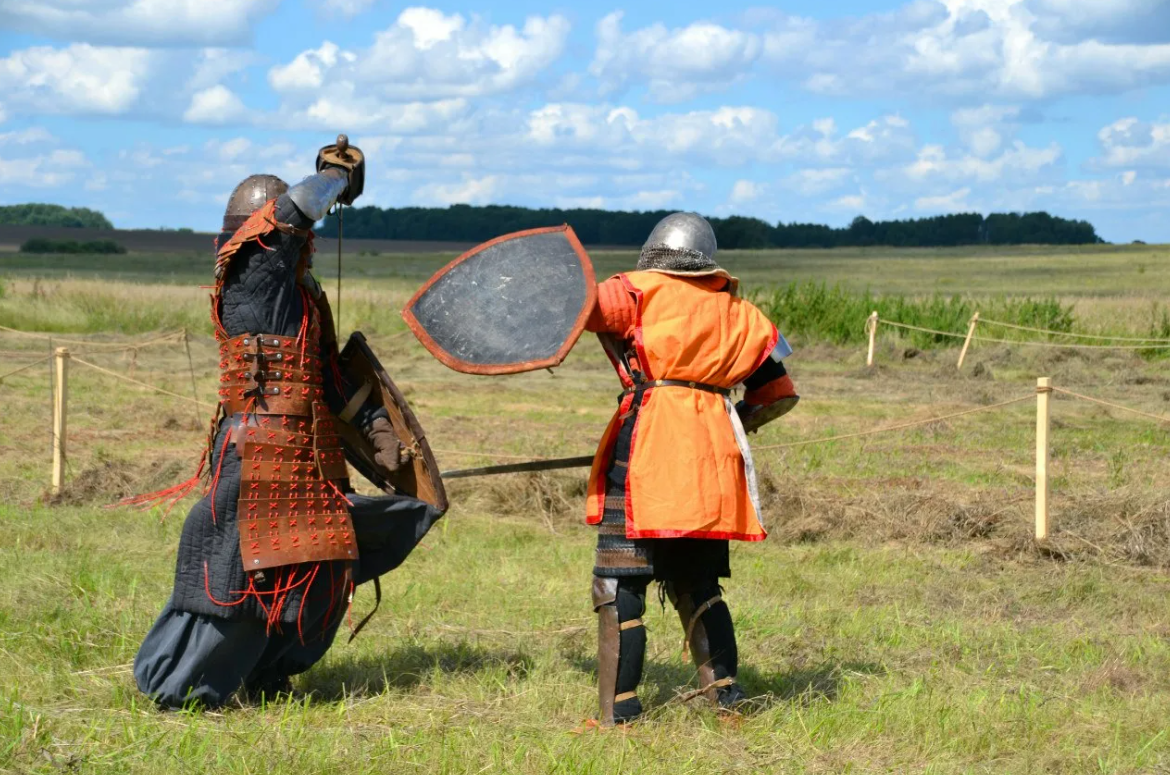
[366,416,410,473]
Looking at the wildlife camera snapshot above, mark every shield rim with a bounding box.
[401,224,598,376]
[338,331,449,513]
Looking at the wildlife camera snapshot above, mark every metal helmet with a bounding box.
[222,174,287,232]
[636,211,719,275]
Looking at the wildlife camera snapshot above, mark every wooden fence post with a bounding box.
[52,347,69,495]
[866,311,879,367]
[1035,377,1051,540]
[957,311,980,370]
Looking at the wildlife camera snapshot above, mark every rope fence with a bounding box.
[865,311,1170,370]
[71,356,215,410]
[4,323,1170,543]
[0,356,52,382]
[0,324,186,353]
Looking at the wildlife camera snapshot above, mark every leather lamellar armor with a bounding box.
[214,200,356,572]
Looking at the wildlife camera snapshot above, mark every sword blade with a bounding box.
[441,455,595,480]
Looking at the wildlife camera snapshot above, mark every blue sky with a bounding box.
[0,0,1167,242]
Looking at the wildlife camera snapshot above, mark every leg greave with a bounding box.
[666,580,739,706]
[593,576,647,725]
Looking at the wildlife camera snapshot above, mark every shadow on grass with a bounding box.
[568,646,885,714]
[301,642,534,701]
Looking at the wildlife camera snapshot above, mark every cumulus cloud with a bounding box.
[269,8,570,105]
[291,89,469,133]
[951,104,1021,156]
[0,0,280,47]
[898,139,1062,184]
[782,168,852,196]
[589,12,763,102]
[412,175,500,206]
[269,42,355,92]
[314,0,377,18]
[0,129,90,187]
[681,0,1170,102]
[1024,0,1170,44]
[188,48,260,92]
[0,44,153,115]
[1093,117,1170,170]
[184,85,249,125]
[0,127,55,146]
[729,179,764,205]
[521,104,919,170]
[914,186,972,212]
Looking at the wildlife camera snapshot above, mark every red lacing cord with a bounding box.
[296,562,321,642]
[207,431,234,526]
[203,561,251,607]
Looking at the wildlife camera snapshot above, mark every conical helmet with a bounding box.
[222,174,287,232]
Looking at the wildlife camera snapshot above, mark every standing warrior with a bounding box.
[583,212,797,725]
[132,138,445,709]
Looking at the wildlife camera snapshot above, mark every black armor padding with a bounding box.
[744,353,787,391]
[613,577,647,723]
[671,581,738,683]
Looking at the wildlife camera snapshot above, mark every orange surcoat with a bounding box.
[585,271,779,541]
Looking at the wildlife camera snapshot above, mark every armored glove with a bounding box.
[735,396,800,434]
[367,416,411,473]
[315,134,365,206]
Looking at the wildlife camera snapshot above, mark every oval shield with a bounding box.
[402,225,597,375]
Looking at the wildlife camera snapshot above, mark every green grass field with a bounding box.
[2,244,1170,773]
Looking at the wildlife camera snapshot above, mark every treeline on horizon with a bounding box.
[0,203,114,230]
[315,204,1104,248]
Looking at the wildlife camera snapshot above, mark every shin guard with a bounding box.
[592,576,647,724]
[666,580,742,708]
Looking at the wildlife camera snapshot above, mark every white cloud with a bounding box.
[590,12,763,102]
[188,48,259,92]
[1093,117,1170,170]
[915,187,972,212]
[900,139,1061,183]
[85,172,109,192]
[1122,170,1137,185]
[412,175,500,205]
[269,42,353,92]
[1024,0,1170,44]
[0,0,280,47]
[184,85,248,125]
[294,90,469,133]
[315,0,377,18]
[270,9,570,104]
[730,180,764,205]
[830,194,867,211]
[0,127,55,146]
[0,137,90,188]
[748,1,1170,101]
[951,104,1021,156]
[217,137,253,162]
[524,103,783,167]
[783,168,852,195]
[0,44,152,115]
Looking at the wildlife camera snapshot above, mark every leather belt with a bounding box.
[619,379,731,400]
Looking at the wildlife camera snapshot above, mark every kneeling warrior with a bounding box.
[131,138,446,709]
[583,212,797,724]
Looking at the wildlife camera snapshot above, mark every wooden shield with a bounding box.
[402,225,597,375]
[336,331,448,512]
